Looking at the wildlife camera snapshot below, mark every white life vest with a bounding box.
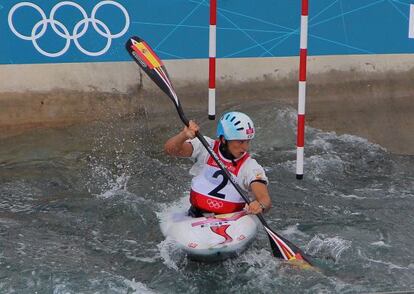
[190,140,250,214]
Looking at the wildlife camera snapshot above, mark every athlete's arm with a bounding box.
[246,181,272,214]
[164,120,199,157]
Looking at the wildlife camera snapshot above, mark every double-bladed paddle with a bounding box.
[125,36,313,267]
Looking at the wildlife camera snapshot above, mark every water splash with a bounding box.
[157,237,186,271]
[123,278,157,294]
[306,235,352,263]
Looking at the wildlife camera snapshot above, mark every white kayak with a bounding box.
[160,209,259,261]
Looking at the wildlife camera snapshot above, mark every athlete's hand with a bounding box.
[182,120,200,139]
[245,200,264,215]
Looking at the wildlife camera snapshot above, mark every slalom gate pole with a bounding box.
[296,0,308,180]
[409,4,414,38]
[208,0,217,120]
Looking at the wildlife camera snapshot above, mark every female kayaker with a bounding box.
[164,111,272,217]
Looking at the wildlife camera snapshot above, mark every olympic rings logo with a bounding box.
[8,1,130,57]
[207,199,224,209]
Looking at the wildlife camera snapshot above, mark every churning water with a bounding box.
[0,101,413,293]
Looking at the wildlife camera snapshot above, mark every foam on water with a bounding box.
[156,195,189,227]
[280,224,308,238]
[358,249,411,270]
[155,196,190,270]
[156,237,186,271]
[306,235,352,263]
[123,278,157,294]
[370,241,392,248]
[0,104,413,293]
[338,193,367,200]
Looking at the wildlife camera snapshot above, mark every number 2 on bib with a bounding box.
[208,170,228,199]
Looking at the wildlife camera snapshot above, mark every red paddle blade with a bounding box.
[125,36,180,108]
[264,226,313,267]
[128,37,163,69]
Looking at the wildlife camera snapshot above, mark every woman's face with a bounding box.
[226,139,251,158]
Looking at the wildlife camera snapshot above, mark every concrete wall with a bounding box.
[1,54,413,154]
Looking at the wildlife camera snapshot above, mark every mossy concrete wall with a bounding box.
[1,54,413,154]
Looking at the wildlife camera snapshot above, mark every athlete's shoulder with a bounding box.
[189,136,214,147]
[190,136,215,160]
[240,157,267,181]
[206,136,215,145]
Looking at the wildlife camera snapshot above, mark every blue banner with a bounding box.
[1,0,414,64]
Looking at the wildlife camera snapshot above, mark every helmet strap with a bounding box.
[219,137,237,166]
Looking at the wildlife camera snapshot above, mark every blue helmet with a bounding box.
[216,111,255,140]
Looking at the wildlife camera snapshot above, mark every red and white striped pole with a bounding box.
[208,0,217,120]
[296,0,308,180]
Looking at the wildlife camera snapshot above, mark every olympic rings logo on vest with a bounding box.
[8,1,130,57]
[206,199,224,209]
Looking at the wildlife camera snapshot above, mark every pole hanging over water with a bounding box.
[296,0,308,180]
[208,0,217,120]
